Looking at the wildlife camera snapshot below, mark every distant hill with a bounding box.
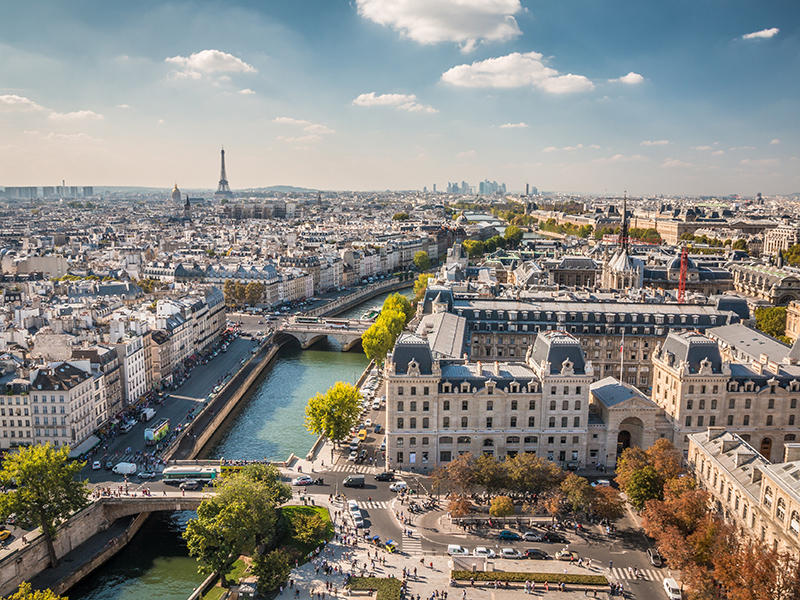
[244,185,317,194]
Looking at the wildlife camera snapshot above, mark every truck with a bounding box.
[343,474,365,488]
[144,418,170,446]
[141,408,156,422]
[120,420,137,434]
[112,462,137,476]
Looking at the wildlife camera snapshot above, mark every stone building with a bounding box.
[730,262,800,306]
[763,219,800,258]
[688,428,800,554]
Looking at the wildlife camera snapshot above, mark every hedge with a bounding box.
[451,570,608,586]
[348,576,403,600]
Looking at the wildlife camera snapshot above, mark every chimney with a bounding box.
[784,443,800,463]
[494,361,500,376]
[706,427,726,441]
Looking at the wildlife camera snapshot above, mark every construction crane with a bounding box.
[678,246,688,304]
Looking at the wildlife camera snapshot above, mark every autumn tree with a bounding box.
[714,539,800,600]
[245,281,265,306]
[0,444,88,568]
[614,446,650,490]
[560,473,594,513]
[505,452,565,495]
[647,438,685,484]
[447,495,473,518]
[445,452,479,493]
[383,293,414,323]
[489,496,515,518]
[543,490,566,524]
[304,382,362,447]
[3,583,66,600]
[413,273,432,302]
[361,322,394,365]
[474,454,508,493]
[590,486,625,522]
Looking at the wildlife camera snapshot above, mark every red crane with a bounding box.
[678,246,688,304]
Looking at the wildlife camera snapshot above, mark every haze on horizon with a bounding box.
[0,1,797,197]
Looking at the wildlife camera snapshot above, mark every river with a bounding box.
[69,286,412,600]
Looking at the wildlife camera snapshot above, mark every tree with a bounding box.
[461,240,484,257]
[474,454,508,493]
[304,381,362,447]
[290,512,329,545]
[505,452,565,495]
[392,212,410,221]
[560,473,593,513]
[223,279,236,308]
[489,495,515,518]
[447,495,473,518]
[625,465,662,509]
[445,452,479,493]
[4,583,66,600]
[413,273,432,302]
[713,539,800,600]
[253,549,293,593]
[413,251,431,271]
[361,322,394,365]
[590,486,625,522]
[614,446,650,490]
[0,444,88,569]
[755,306,787,340]
[504,224,523,247]
[383,293,414,323]
[245,282,265,306]
[543,490,566,524]
[732,238,748,251]
[646,438,685,484]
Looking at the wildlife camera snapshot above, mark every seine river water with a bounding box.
[70,287,412,600]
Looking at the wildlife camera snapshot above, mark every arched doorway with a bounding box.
[617,430,632,457]
[760,437,773,461]
[616,416,646,465]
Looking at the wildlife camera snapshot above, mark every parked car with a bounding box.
[365,418,372,427]
[663,578,682,600]
[105,460,114,470]
[591,479,612,488]
[501,548,522,559]
[447,544,469,556]
[292,475,314,486]
[647,547,664,567]
[543,532,568,544]
[92,461,101,470]
[374,471,395,482]
[5,515,15,526]
[473,547,496,558]
[348,451,358,462]
[522,531,543,542]
[498,530,521,541]
[524,548,549,560]
[374,423,382,434]
[555,550,580,561]
[0,530,10,542]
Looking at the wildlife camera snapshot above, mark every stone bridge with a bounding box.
[98,493,205,521]
[276,318,373,350]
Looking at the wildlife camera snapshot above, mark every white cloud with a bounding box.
[48,110,104,121]
[692,145,712,151]
[0,94,45,112]
[238,89,256,95]
[157,119,165,124]
[355,0,523,52]
[116,104,130,109]
[542,146,557,153]
[662,158,694,168]
[770,138,780,144]
[592,153,648,164]
[24,130,100,143]
[545,143,602,152]
[729,146,755,151]
[441,52,593,93]
[500,122,528,129]
[740,158,779,166]
[456,150,476,157]
[352,92,437,113]
[641,139,670,146]
[609,72,644,84]
[278,135,323,144]
[165,50,256,78]
[273,117,336,135]
[742,27,779,40]
[711,150,725,156]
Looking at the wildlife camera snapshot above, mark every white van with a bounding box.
[347,500,360,512]
[447,544,469,556]
[663,578,682,600]
[389,481,408,492]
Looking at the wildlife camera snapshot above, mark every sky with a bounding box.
[0,0,798,196]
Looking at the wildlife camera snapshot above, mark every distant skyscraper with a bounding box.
[433,183,436,193]
[215,147,233,197]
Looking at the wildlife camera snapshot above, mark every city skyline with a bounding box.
[0,1,798,195]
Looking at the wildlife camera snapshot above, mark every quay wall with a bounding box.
[308,279,413,318]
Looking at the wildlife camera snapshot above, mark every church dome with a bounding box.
[668,254,696,271]
[455,210,468,225]
[171,183,181,203]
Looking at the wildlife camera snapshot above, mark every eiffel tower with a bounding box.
[215,147,233,197]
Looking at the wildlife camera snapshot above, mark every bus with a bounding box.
[162,465,221,482]
[295,316,321,324]
[144,418,170,446]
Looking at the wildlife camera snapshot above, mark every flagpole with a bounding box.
[620,328,624,382]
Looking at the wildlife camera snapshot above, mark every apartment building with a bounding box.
[30,362,97,447]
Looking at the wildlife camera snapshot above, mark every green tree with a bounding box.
[361,322,394,364]
[383,293,414,323]
[253,549,293,593]
[489,235,507,249]
[755,306,787,340]
[0,444,88,568]
[392,212,410,221]
[614,446,650,491]
[461,240,484,257]
[445,452,479,493]
[489,495,515,518]
[505,452,565,494]
[233,281,247,308]
[223,279,237,308]
[413,273,432,302]
[474,454,508,493]
[245,282,265,306]
[4,582,66,600]
[304,381,362,447]
[560,473,594,513]
[732,239,748,251]
[290,512,328,545]
[504,224,523,247]
[626,465,662,510]
[413,250,431,271]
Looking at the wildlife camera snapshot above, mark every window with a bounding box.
[457,436,471,444]
[441,436,453,444]
[711,400,717,410]
[440,451,452,462]
[561,416,568,427]
[727,415,734,426]
[423,386,429,396]
[699,400,705,410]
[507,436,520,444]
[687,400,693,410]
[791,415,796,426]
[768,398,775,410]
[487,401,493,411]
[422,401,430,412]
[409,417,416,428]
[524,436,538,444]
[562,400,569,410]
[550,401,556,410]
[697,416,704,427]
[397,418,404,428]
[511,400,518,410]
[486,417,493,428]
[461,417,468,428]
[792,399,798,409]
[563,386,569,395]
[528,416,535,427]
[575,386,581,394]
[685,416,692,427]
[410,401,417,412]
[745,399,752,409]
[701,385,706,394]
[709,416,716,426]
[443,400,450,411]
[396,452,404,463]
[529,400,536,410]
[398,386,404,395]
[743,415,750,426]
[549,417,556,428]
[777,498,786,521]
[443,417,450,429]
[409,437,417,446]
[551,386,557,395]
[422,437,429,446]
[729,398,736,409]
[767,415,773,426]
[510,417,517,427]
[560,436,567,444]
[574,417,580,427]
[411,387,417,396]
[422,417,429,429]
[462,401,469,411]
[689,385,694,394]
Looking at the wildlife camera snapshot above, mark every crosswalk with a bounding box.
[607,567,662,582]
[358,500,390,510]
[329,463,377,473]
[401,533,422,555]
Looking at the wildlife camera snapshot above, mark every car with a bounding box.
[647,547,664,567]
[473,547,496,558]
[522,531,543,542]
[498,530,521,541]
[348,451,358,461]
[543,532,568,544]
[105,461,114,470]
[501,548,522,559]
[347,500,360,512]
[180,480,200,490]
[591,479,612,488]
[137,471,157,479]
[524,548,549,560]
[0,530,10,542]
[389,481,408,492]
[374,471,395,482]
[5,515,15,526]
[555,550,580,562]
[663,577,682,600]
[365,419,372,427]
[292,475,314,486]
[351,511,364,528]
[374,424,382,434]
[372,400,381,410]
[447,544,469,556]
[92,461,101,470]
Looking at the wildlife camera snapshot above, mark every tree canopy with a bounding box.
[754,306,788,342]
[392,212,410,221]
[504,224,523,247]
[413,250,431,271]
[304,381,363,447]
[3,583,66,600]
[413,273,432,303]
[0,444,88,568]
[360,293,413,364]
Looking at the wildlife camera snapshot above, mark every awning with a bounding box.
[68,435,100,459]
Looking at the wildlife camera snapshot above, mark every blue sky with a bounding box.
[0,0,797,195]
